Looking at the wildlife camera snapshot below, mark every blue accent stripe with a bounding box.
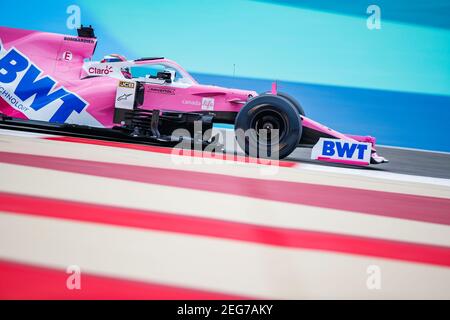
[195,73,450,153]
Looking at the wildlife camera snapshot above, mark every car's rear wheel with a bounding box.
[235,94,302,159]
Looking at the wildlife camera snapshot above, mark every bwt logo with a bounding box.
[322,140,368,160]
[0,45,87,123]
[311,138,372,164]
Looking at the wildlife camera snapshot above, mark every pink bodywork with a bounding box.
[0,27,260,128]
[0,27,116,126]
[0,27,378,157]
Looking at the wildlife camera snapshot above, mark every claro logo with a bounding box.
[88,65,113,75]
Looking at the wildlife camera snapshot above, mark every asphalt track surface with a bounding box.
[212,126,450,179]
[287,146,450,179]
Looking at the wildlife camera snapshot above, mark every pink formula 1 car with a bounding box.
[0,26,387,165]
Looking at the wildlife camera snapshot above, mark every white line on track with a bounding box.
[379,144,450,155]
[298,163,450,188]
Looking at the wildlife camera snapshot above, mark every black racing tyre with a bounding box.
[276,92,305,116]
[234,94,302,159]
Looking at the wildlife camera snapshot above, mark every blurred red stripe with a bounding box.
[46,136,297,167]
[1,151,449,225]
[0,260,245,300]
[1,192,449,267]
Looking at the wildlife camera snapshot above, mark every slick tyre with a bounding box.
[235,94,302,159]
[276,92,305,116]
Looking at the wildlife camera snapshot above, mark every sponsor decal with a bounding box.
[0,86,28,112]
[88,65,113,75]
[0,42,88,123]
[117,93,132,101]
[63,36,95,44]
[115,80,136,110]
[182,99,201,106]
[147,87,175,95]
[62,51,73,61]
[201,97,215,111]
[119,81,135,89]
[311,138,372,165]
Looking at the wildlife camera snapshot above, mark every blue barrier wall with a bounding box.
[1,0,449,151]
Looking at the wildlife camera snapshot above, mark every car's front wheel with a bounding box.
[234,94,302,159]
[276,92,305,116]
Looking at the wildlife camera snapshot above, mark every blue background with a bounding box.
[1,0,449,151]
